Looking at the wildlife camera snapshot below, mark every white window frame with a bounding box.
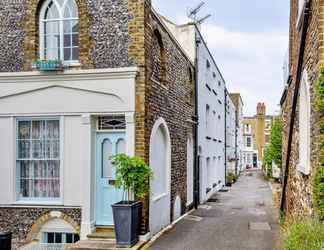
[298,70,311,175]
[39,0,79,65]
[15,117,64,205]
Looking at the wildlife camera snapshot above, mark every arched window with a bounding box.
[298,69,311,175]
[39,0,79,63]
[152,29,166,84]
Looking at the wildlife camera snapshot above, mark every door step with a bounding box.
[67,240,116,250]
[87,226,116,241]
[87,231,115,241]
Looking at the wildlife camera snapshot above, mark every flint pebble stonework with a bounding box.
[0,207,81,249]
[282,0,324,218]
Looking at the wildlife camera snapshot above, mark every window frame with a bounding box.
[39,0,79,65]
[15,117,64,205]
[42,232,80,244]
[246,136,252,148]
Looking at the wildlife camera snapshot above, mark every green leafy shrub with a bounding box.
[314,67,324,220]
[263,118,283,178]
[111,154,153,201]
[313,167,324,221]
[283,218,324,250]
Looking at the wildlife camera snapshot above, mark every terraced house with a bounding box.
[0,0,196,248]
[280,0,324,218]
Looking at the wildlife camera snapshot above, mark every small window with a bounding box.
[43,232,79,244]
[206,60,211,69]
[40,0,79,63]
[246,136,252,147]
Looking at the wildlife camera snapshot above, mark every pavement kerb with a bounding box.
[139,209,195,250]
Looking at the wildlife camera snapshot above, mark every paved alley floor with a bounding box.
[148,170,280,250]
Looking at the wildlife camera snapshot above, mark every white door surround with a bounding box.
[149,117,171,236]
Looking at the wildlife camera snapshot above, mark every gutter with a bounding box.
[224,89,227,184]
[193,31,200,209]
[280,0,311,213]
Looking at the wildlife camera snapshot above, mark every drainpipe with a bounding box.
[224,89,227,185]
[280,0,311,213]
[235,124,238,176]
[193,29,201,209]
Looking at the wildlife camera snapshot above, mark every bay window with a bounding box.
[17,119,61,200]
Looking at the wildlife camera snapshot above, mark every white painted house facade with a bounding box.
[225,91,237,175]
[0,68,138,243]
[162,19,226,203]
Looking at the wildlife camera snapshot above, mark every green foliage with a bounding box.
[316,67,324,113]
[313,167,324,220]
[263,118,283,178]
[283,218,324,250]
[111,154,153,201]
[279,210,286,226]
[226,172,236,184]
[263,145,273,178]
[313,67,324,221]
[269,118,283,167]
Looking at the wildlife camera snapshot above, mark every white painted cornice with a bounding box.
[0,67,138,83]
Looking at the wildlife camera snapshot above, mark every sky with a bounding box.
[152,0,290,116]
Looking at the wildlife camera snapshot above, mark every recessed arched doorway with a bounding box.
[149,118,171,236]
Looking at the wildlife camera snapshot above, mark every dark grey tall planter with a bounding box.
[0,232,11,250]
[112,201,142,248]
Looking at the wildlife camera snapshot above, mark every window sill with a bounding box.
[64,62,82,68]
[13,200,63,206]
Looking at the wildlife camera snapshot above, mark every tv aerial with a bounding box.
[187,1,211,24]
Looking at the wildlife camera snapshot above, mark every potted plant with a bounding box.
[226,172,235,186]
[111,154,153,248]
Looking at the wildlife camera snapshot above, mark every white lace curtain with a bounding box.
[17,120,60,198]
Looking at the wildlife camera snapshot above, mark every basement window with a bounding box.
[43,232,79,244]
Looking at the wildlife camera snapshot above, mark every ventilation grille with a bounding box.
[97,116,126,131]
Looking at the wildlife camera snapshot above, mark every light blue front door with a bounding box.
[96,132,126,226]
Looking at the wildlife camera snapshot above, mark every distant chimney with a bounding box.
[257,103,266,116]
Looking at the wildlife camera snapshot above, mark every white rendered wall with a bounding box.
[0,68,137,238]
[196,31,226,203]
[159,20,226,203]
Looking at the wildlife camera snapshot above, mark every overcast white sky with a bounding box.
[152,0,290,116]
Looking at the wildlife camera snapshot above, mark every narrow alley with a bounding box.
[148,170,280,250]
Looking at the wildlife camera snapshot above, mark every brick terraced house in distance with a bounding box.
[0,0,196,248]
[280,0,323,218]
